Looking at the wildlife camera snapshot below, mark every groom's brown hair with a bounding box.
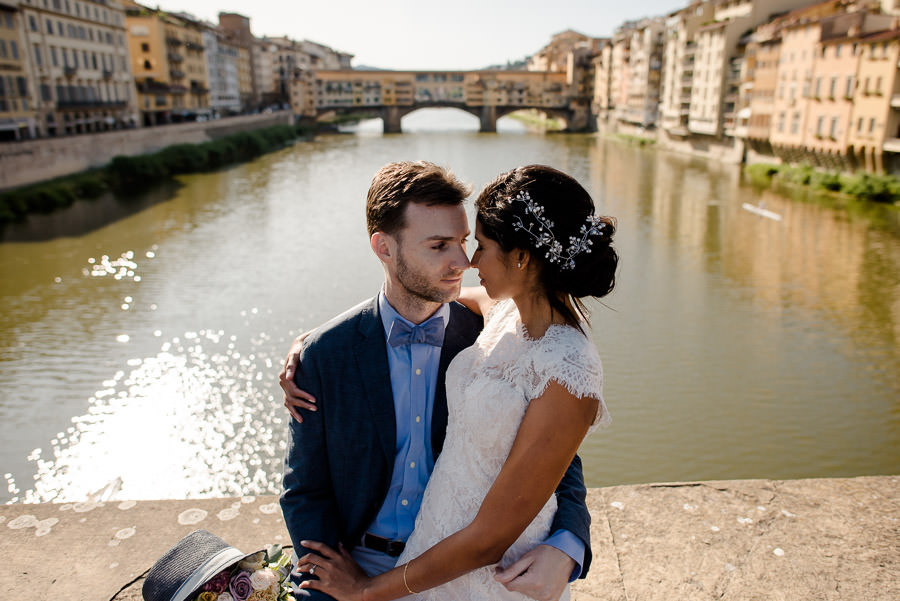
[366,161,471,237]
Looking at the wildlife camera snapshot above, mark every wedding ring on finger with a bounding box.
[309,564,316,576]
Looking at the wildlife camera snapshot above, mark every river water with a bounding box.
[2,109,899,504]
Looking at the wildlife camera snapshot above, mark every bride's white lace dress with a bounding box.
[397,299,609,601]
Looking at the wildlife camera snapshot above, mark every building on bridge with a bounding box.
[289,69,588,133]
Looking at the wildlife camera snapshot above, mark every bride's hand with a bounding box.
[297,541,370,601]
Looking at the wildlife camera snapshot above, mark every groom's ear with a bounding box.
[371,231,394,262]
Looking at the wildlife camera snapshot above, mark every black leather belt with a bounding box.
[362,533,406,557]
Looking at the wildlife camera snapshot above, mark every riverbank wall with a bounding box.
[0,112,294,191]
[2,475,897,600]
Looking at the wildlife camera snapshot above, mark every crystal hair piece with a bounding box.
[510,190,606,271]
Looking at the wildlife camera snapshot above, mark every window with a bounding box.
[29,15,37,31]
[777,111,786,132]
[141,42,149,52]
[876,76,882,94]
[46,19,52,34]
[9,40,17,60]
[857,117,863,132]
[791,111,800,134]
[815,77,822,97]
[143,59,152,70]
[829,77,837,98]
[51,46,57,66]
[830,117,838,138]
[816,115,824,136]
[869,117,876,133]
[0,40,6,59]
[836,44,842,58]
[34,44,42,66]
[846,75,855,97]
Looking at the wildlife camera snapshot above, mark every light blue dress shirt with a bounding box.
[353,292,584,581]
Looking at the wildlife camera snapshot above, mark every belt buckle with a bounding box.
[385,540,404,557]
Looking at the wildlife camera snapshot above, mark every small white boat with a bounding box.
[742,202,783,221]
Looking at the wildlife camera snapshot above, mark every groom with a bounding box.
[279,161,592,600]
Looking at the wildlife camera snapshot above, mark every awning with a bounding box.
[0,118,28,132]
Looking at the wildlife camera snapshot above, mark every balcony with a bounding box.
[102,69,113,80]
[57,100,128,110]
[170,69,185,80]
[170,84,188,94]
[166,36,183,47]
[64,66,77,77]
[168,53,184,63]
[137,80,170,94]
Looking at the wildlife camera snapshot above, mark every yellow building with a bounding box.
[124,0,209,125]
[742,20,782,149]
[0,0,33,140]
[17,0,136,137]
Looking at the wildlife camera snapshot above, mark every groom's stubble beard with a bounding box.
[396,244,461,305]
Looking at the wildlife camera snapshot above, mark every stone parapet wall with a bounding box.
[0,112,294,191]
[1,476,897,601]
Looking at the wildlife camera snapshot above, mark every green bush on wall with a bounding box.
[1,124,301,225]
[744,162,900,204]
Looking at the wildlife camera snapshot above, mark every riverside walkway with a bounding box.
[2,476,897,601]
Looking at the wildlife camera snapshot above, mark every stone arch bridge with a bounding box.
[290,70,589,133]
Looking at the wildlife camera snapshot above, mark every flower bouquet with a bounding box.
[191,544,295,601]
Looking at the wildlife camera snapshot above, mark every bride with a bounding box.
[293,165,617,601]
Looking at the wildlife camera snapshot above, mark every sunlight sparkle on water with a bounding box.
[17,327,286,503]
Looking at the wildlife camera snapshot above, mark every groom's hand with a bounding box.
[494,544,575,601]
[280,332,317,422]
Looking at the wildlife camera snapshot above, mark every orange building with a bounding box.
[847,28,900,171]
[124,0,209,125]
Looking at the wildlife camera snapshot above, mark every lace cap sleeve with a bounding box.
[526,326,610,430]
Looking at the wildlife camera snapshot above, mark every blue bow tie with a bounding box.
[388,317,445,347]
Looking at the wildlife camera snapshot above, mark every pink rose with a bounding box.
[229,571,254,601]
[203,569,231,594]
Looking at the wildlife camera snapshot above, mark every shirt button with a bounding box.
[401,499,409,506]
[415,416,421,423]
[415,368,422,376]
[410,461,416,468]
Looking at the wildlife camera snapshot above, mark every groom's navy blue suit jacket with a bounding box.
[280,296,592,597]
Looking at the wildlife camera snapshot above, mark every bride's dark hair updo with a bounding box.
[475,164,618,329]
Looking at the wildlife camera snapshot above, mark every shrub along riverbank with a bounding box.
[745,162,900,204]
[0,123,309,225]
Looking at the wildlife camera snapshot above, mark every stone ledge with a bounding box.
[1,476,897,601]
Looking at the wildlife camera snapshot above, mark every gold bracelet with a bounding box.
[403,560,418,595]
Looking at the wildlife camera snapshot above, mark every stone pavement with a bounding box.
[1,476,897,601]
